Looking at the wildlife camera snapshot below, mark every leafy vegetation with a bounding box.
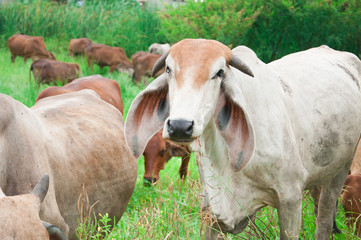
[160,0,361,62]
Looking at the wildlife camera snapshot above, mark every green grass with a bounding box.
[0,40,359,240]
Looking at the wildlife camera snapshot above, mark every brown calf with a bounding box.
[68,38,92,57]
[8,34,56,63]
[85,43,133,75]
[30,59,81,87]
[143,130,191,185]
[131,51,163,84]
[36,75,123,114]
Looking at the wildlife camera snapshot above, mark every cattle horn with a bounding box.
[152,51,169,77]
[229,55,254,77]
[42,221,68,240]
[31,174,49,203]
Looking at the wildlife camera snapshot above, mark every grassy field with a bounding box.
[0,40,359,240]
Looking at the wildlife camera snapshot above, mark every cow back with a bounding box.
[36,76,123,114]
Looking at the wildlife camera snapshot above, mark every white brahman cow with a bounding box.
[125,38,361,239]
[0,90,137,240]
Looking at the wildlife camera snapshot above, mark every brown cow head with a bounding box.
[143,130,190,185]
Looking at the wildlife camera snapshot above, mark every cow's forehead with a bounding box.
[168,39,232,88]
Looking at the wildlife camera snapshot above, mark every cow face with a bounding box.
[125,39,254,172]
[143,131,168,184]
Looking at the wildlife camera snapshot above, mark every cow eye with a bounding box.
[165,66,171,74]
[212,69,224,79]
[160,149,166,156]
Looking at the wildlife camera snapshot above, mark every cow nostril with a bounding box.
[167,119,194,141]
[185,120,194,135]
[167,120,174,134]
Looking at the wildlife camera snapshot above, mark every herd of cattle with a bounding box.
[1,34,185,239]
[8,34,170,87]
[2,35,361,240]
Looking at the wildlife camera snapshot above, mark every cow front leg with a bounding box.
[179,155,190,180]
[277,192,303,239]
[109,65,116,73]
[315,169,348,240]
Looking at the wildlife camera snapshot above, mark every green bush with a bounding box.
[159,0,259,47]
[242,0,361,61]
[0,0,166,56]
[159,0,361,62]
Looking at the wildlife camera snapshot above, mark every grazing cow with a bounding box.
[68,38,92,57]
[0,175,68,240]
[8,34,56,63]
[143,130,190,184]
[341,142,361,237]
[0,90,137,240]
[30,59,81,87]
[124,39,361,239]
[35,75,123,114]
[131,51,163,84]
[85,43,133,75]
[148,43,170,56]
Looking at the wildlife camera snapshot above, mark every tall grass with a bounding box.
[0,0,166,56]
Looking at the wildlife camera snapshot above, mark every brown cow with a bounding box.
[30,59,81,87]
[131,51,163,85]
[85,43,133,75]
[68,38,92,57]
[143,130,191,185]
[0,175,67,240]
[1,90,137,240]
[36,75,123,114]
[8,34,56,63]
[341,142,361,237]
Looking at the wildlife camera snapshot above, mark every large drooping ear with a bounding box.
[125,74,169,159]
[42,221,68,240]
[31,174,49,203]
[214,77,255,172]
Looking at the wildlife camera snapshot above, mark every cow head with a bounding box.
[143,130,190,185]
[125,39,255,172]
[0,175,68,240]
[143,131,168,184]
